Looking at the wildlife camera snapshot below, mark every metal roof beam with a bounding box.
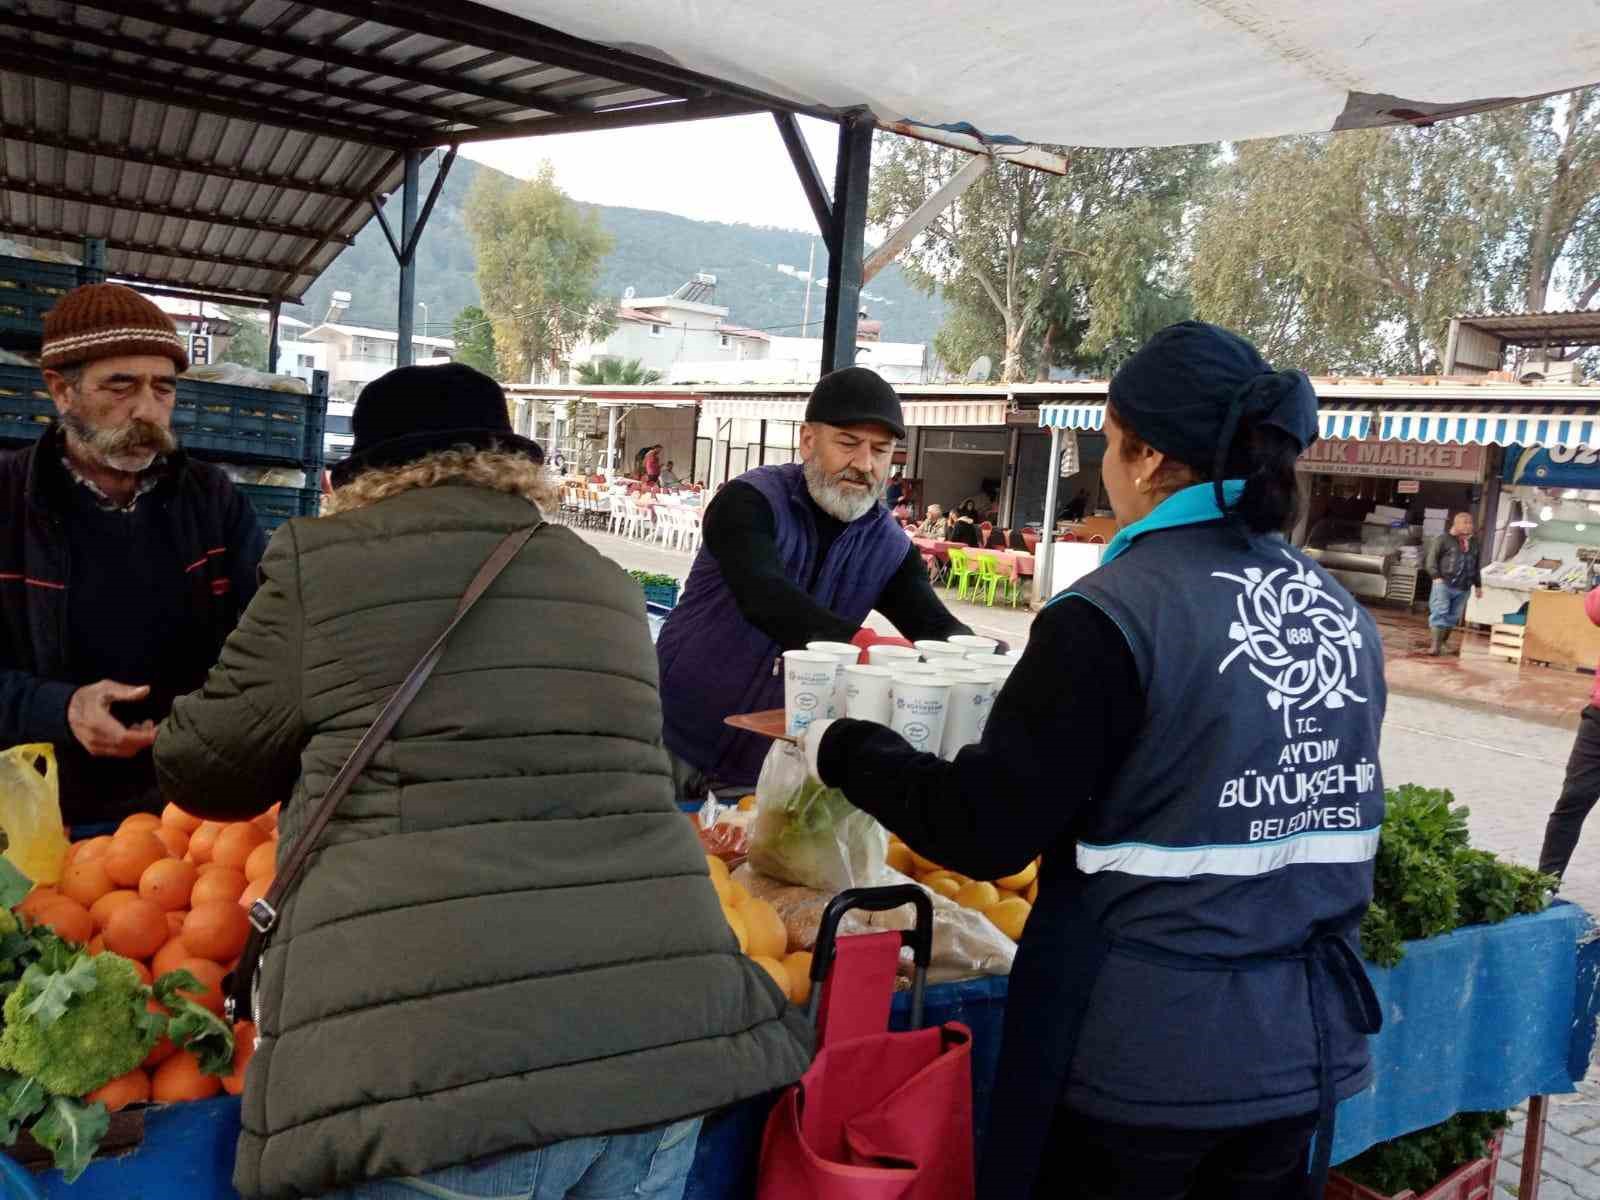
[0,220,295,277]
[774,113,833,248]
[0,177,355,246]
[0,9,504,134]
[282,150,406,303]
[0,47,400,147]
[424,95,763,146]
[67,0,585,118]
[0,126,370,202]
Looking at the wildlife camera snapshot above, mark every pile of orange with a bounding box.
[886,835,1039,943]
[14,803,279,1107]
[705,856,814,1009]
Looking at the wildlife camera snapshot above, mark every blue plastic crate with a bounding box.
[237,482,320,532]
[0,256,84,349]
[0,366,54,445]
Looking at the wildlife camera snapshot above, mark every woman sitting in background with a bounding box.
[947,501,981,547]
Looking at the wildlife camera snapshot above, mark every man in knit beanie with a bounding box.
[0,283,265,825]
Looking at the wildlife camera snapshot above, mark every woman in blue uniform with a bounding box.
[802,322,1386,1199]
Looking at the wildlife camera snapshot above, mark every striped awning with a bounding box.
[1318,408,1375,441]
[1038,402,1106,431]
[1378,404,1600,449]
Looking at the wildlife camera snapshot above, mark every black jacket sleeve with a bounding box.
[815,596,1143,881]
[873,550,972,642]
[0,670,75,749]
[224,481,268,612]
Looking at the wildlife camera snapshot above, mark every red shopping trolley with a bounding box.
[756,886,974,1200]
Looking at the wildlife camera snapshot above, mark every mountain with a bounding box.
[286,157,946,347]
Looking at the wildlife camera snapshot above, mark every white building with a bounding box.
[299,322,456,402]
[668,332,927,386]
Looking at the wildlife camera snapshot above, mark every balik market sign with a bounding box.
[1297,436,1484,483]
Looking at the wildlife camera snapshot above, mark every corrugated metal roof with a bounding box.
[1454,311,1600,345]
[0,0,810,304]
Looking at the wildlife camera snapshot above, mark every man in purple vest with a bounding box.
[656,367,972,791]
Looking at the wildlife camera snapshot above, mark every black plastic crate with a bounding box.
[0,363,329,471]
[237,482,321,533]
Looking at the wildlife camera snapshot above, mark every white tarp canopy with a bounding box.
[488,2,1600,147]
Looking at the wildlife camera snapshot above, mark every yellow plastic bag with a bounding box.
[0,744,70,885]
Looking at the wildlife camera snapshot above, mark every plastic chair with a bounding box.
[680,510,703,555]
[946,547,976,600]
[607,495,627,536]
[973,554,1003,606]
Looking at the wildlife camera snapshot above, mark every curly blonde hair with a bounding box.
[322,447,556,517]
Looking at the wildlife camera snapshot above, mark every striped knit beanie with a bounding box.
[40,283,188,372]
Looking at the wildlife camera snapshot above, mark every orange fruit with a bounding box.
[87,934,105,955]
[103,831,168,888]
[151,937,192,981]
[16,887,61,921]
[782,952,815,1005]
[104,898,168,960]
[162,803,203,833]
[243,841,276,884]
[34,897,94,944]
[60,861,114,909]
[956,881,1002,911]
[173,958,226,1015]
[995,860,1039,892]
[1024,879,1039,905]
[73,836,113,864]
[923,876,962,901]
[222,1021,256,1096]
[152,825,190,860]
[139,858,198,913]
[142,999,176,1068]
[751,955,790,997]
[118,813,162,835]
[88,889,139,930]
[984,896,1031,942]
[128,959,153,986]
[211,823,267,871]
[151,1050,221,1103]
[253,806,279,835]
[191,868,246,906]
[188,822,224,865]
[886,843,915,876]
[238,876,271,910]
[182,902,249,962]
[740,898,788,960]
[166,911,186,938]
[86,1069,150,1112]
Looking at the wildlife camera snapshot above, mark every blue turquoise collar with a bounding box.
[1099,480,1245,566]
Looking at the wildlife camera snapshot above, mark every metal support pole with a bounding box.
[396,148,421,367]
[688,402,701,484]
[1520,1094,1549,1200]
[605,405,620,475]
[267,300,282,374]
[758,419,768,466]
[820,112,874,375]
[863,153,990,285]
[1036,425,1064,606]
[723,419,733,487]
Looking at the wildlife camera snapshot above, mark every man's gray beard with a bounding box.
[62,411,176,474]
[803,458,884,522]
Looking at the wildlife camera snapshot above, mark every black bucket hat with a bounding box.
[329,362,543,488]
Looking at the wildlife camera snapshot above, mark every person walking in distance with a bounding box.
[1424,511,1483,656]
[1539,582,1600,882]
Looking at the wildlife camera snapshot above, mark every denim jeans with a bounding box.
[316,1117,703,1200]
[1428,580,1470,630]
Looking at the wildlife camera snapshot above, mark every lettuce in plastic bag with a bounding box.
[749,742,886,892]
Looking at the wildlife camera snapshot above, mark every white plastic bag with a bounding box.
[748,741,886,894]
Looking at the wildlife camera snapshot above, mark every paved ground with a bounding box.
[575,524,1600,1197]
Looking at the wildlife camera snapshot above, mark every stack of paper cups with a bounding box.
[915,640,972,665]
[865,644,921,669]
[842,664,894,723]
[806,641,864,717]
[940,674,997,758]
[935,660,988,677]
[947,634,999,655]
[888,674,952,754]
[996,650,1025,666]
[968,669,1009,740]
[783,650,840,736]
[888,661,942,678]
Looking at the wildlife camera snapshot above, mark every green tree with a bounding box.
[575,358,663,385]
[871,137,1212,381]
[464,162,616,382]
[1189,89,1600,375]
[218,308,268,371]
[451,305,499,376]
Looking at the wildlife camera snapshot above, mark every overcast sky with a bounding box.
[461,113,842,232]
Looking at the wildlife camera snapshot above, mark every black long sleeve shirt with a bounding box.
[702,481,971,651]
[816,595,1144,882]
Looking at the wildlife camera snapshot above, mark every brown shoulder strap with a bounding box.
[227,522,543,1019]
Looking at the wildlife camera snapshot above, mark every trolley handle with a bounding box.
[808,885,935,1029]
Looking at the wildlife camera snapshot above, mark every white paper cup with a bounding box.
[889,677,952,754]
[934,660,987,676]
[866,644,921,669]
[783,650,840,736]
[997,650,1025,665]
[948,634,999,654]
[843,664,895,723]
[806,642,863,717]
[941,675,997,758]
[915,640,971,663]
[982,657,1019,677]
[967,670,1008,738]
[889,662,942,679]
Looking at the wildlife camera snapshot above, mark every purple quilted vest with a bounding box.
[657,464,910,787]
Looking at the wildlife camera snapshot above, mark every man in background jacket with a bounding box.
[1424,511,1483,656]
[0,284,264,825]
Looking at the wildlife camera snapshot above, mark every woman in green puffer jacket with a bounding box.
[154,364,810,1200]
